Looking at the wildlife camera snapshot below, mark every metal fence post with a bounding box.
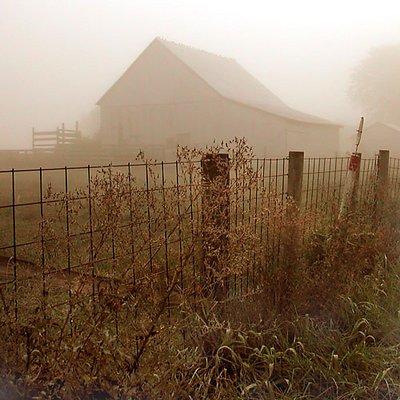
[339,153,361,218]
[201,153,230,300]
[376,150,390,218]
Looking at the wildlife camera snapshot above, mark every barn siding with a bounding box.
[100,98,339,157]
[359,123,400,157]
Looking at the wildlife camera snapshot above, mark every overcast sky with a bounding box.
[1,0,399,148]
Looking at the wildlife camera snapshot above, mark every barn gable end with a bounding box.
[97,39,220,107]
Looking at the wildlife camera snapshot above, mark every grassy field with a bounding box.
[0,143,399,398]
[1,210,400,399]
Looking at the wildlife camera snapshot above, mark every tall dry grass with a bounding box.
[0,140,399,398]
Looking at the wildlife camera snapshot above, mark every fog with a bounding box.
[1,0,399,150]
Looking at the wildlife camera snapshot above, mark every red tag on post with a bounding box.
[348,153,361,172]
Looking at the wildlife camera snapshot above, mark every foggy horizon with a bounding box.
[1,0,400,149]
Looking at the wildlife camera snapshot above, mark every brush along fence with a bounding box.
[0,149,395,351]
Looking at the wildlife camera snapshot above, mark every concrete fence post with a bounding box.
[376,150,390,218]
[201,153,230,300]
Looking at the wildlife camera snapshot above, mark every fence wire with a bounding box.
[0,153,399,348]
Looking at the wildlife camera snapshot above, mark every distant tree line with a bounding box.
[349,44,400,125]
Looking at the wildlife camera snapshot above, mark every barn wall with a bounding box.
[212,100,339,157]
[285,119,339,157]
[100,98,339,157]
[359,124,400,157]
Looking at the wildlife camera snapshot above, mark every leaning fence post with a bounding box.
[376,150,390,218]
[339,153,361,218]
[201,153,230,300]
[285,151,304,265]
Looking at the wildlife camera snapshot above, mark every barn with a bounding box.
[358,122,400,157]
[97,38,341,158]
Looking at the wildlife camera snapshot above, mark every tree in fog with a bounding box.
[349,44,400,124]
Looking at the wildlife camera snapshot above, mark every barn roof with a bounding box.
[98,38,339,126]
[368,122,400,132]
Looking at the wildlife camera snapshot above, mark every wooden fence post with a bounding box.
[61,123,65,146]
[287,151,304,208]
[285,151,304,265]
[376,150,390,218]
[201,153,230,300]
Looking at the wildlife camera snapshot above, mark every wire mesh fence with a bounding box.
[0,150,398,351]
